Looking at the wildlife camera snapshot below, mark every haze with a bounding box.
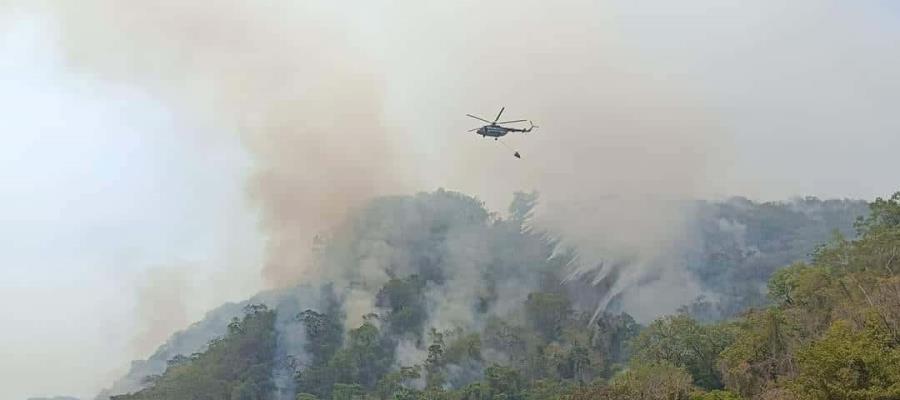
[1,1,898,399]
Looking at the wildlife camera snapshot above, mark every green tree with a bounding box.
[719,308,797,398]
[342,322,394,388]
[525,292,571,342]
[443,330,482,364]
[768,264,840,335]
[331,383,365,400]
[630,314,733,389]
[610,362,695,400]
[689,390,741,400]
[555,343,591,383]
[425,329,447,389]
[376,276,428,339]
[484,365,526,400]
[591,312,641,368]
[113,305,277,400]
[374,366,421,400]
[791,320,900,400]
[523,379,574,400]
[854,191,900,236]
[299,309,344,365]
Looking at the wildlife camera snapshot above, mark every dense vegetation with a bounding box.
[682,196,867,320]
[109,191,898,400]
[113,305,277,400]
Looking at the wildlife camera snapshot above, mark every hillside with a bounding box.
[101,190,894,400]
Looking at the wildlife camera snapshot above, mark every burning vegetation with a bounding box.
[104,190,900,400]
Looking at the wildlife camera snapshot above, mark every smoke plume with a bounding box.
[131,266,191,357]
[24,0,722,300]
[8,3,728,397]
[27,1,415,287]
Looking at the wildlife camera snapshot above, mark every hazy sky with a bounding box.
[1,2,899,399]
[0,14,263,398]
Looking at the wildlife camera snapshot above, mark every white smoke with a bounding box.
[5,1,726,397]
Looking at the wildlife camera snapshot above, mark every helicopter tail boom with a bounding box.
[511,121,536,133]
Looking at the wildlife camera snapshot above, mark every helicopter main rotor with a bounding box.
[466,107,527,126]
[465,114,492,124]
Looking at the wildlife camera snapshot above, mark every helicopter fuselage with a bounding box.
[477,125,511,138]
[475,123,533,138]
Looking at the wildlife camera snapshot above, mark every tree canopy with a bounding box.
[106,190,899,400]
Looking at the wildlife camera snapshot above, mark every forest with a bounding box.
[107,190,899,400]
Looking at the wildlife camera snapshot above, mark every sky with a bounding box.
[0,14,263,398]
[1,1,899,399]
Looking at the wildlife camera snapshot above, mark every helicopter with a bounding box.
[466,107,537,140]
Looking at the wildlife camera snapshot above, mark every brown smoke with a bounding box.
[33,1,414,286]
[131,266,190,357]
[29,0,723,311]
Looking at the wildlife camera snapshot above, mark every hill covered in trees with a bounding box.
[103,190,897,400]
[680,196,867,320]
